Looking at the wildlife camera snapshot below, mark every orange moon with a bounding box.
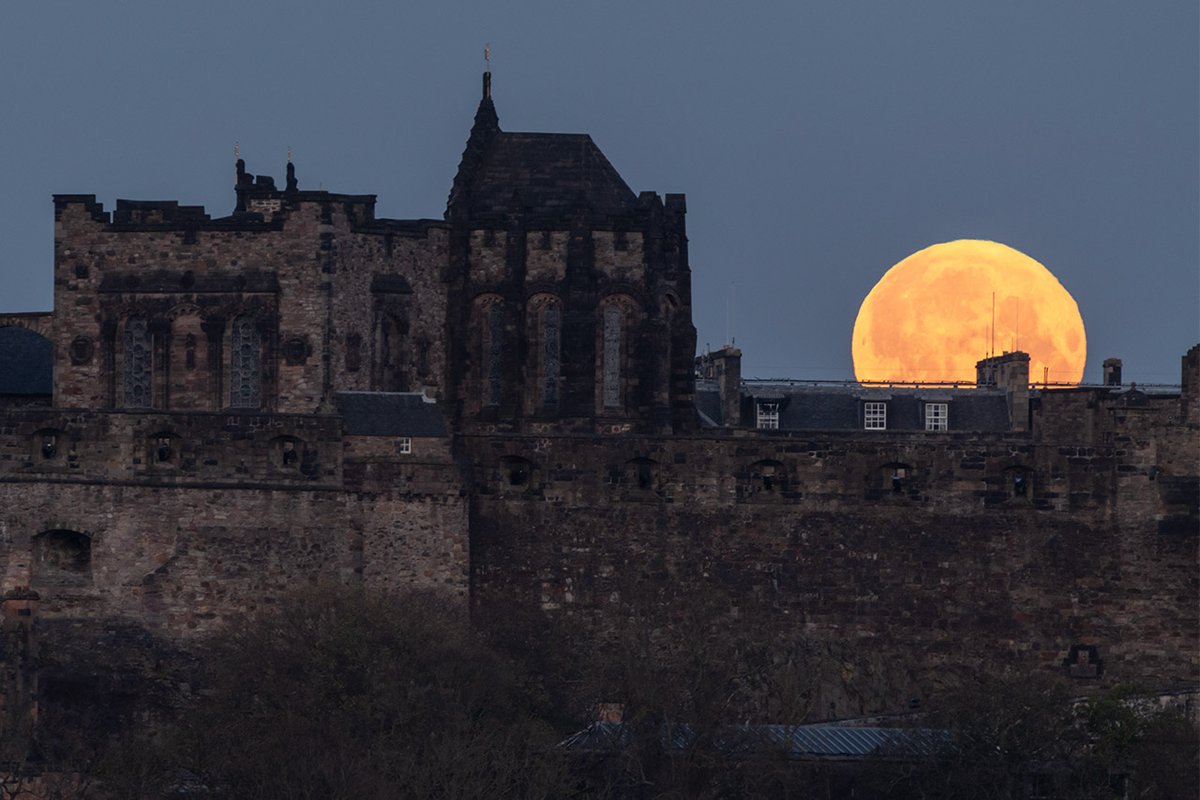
[852,240,1086,384]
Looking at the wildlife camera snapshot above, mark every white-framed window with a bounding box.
[756,402,780,430]
[864,401,887,430]
[925,402,948,431]
[398,437,412,455]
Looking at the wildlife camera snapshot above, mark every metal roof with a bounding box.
[335,392,448,437]
[0,326,52,396]
[561,721,951,761]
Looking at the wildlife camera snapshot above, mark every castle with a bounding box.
[0,73,1196,719]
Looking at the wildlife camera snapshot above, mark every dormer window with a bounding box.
[756,402,779,430]
[925,402,948,431]
[864,401,887,430]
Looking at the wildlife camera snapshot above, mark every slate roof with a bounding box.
[739,384,1012,432]
[0,326,52,396]
[695,383,724,427]
[335,392,448,437]
[561,721,951,762]
[468,132,637,217]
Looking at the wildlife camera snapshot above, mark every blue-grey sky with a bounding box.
[1,1,1196,384]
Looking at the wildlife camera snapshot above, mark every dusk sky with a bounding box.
[1,1,1195,384]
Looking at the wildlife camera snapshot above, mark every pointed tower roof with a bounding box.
[446,73,637,221]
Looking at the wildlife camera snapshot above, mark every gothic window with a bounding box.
[229,316,261,409]
[541,303,561,410]
[603,304,622,409]
[486,302,504,407]
[123,317,152,408]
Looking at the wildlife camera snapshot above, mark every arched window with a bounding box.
[527,295,562,413]
[542,304,561,409]
[485,302,504,407]
[602,304,622,409]
[230,316,261,409]
[123,316,152,408]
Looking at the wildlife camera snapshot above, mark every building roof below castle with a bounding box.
[466,131,637,218]
[335,392,448,437]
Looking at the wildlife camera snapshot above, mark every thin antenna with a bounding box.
[990,292,995,357]
[484,44,491,71]
[724,283,734,345]
[1014,301,1019,352]
[287,145,292,164]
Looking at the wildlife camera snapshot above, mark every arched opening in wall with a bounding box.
[498,455,535,492]
[1063,644,1103,679]
[271,435,306,473]
[32,530,92,587]
[625,457,657,490]
[32,428,65,462]
[879,462,914,495]
[1003,466,1033,502]
[149,431,178,466]
[739,459,791,502]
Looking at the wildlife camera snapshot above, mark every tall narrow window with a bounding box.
[603,305,622,408]
[486,303,504,407]
[123,317,152,408]
[230,317,261,409]
[542,305,560,409]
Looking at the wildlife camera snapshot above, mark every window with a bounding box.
[486,303,504,407]
[123,317,152,408]
[925,402,948,431]
[756,402,780,430]
[542,305,561,409]
[398,437,412,455]
[230,317,262,409]
[864,401,887,430]
[602,305,622,408]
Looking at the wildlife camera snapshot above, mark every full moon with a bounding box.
[852,240,1086,384]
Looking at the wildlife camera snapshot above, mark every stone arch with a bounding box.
[625,456,658,490]
[498,455,536,491]
[31,427,65,462]
[147,430,180,467]
[739,458,794,502]
[32,529,93,588]
[0,313,53,338]
[270,434,306,472]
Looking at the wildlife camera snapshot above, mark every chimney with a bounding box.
[976,351,1030,431]
[1102,358,1122,386]
[1182,345,1200,426]
[711,346,742,427]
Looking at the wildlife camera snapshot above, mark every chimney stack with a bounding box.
[1102,358,1122,386]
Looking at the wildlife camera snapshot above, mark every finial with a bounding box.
[482,45,492,99]
[287,145,292,164]
[234,142,239,161]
